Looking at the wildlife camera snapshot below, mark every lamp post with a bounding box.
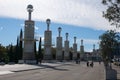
[66,33,68,41]
[58,27,62,37]
[46,19,51,31]
[27,4,33,20]
[81,39,83,46]
[74,36,76,44]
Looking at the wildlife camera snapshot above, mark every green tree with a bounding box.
[3,53,9,64]
[0,44,4,61]
[14,29,23,63]
[0,44,7,62]
[38,37,43,60]
[99,30,119,62]
[34,41,36,54]
[19,29,23,59]
[102,0,120,27]
[51,47,56,60]
[14,37,19,63]
[69,51,73,60]
[8,44,15,62]
[34,41,37,63]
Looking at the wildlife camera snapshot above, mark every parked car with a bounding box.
[113,58,120,66]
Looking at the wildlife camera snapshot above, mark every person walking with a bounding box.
[90,61,94,67]
[87,61,89,67]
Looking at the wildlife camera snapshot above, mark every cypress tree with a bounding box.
[38,37,42,59]
[34,40,38,64]
[8,44,13,62]
[15,36,19,63]
[34,41,37,54]
[19,29,23,59]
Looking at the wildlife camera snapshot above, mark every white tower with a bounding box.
[56,27,63,60]
[73,37,77,60]
[64,33,70,60]
[44,19,52,60]
[93,44,95,52]
[80,39,84,59]
[23,4,36,61]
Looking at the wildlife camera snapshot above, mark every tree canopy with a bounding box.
[99,30,120,60]
[102,0,120,27]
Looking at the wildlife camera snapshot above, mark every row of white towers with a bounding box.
[44,19,84,60]
[23,4,84,61]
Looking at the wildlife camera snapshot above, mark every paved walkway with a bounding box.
[111,64,120,80]
[106,65,117,80]
[2,62,120,80]
[105,63,120,80]
[0,62,64,75]
[0,62,105,80]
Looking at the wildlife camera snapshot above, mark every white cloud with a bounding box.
[86,49,93,52]
[77,38,99,45]
[0,0,113,31]
[34,34,44,41]
[35,26,39,30]
[84,39,99,45]
[20,24,24,27]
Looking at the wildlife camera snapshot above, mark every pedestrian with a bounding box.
[99,60,101,64]
[90,61,94,67]
[39,58,42,64]
[78,59,80,64]
[87,61,89,67]
[75,58,78,64]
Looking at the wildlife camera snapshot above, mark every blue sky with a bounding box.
[0,17,104,52]
[0,0,115,52]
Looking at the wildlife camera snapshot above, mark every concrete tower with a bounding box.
[73,37,77,60]
[64,33,70,60]
[44,19,52,60]
[80,39,84,60]
[23,4,36,62]
[93,44,95,52]
[56,27,63,60]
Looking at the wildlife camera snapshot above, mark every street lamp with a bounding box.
[74,36,76,43]
[81,39,83,46]
[27,4,33,20]
[93,44,95,52]
[46,19,51,31]
[58,27,62,37]
[66,33,68,41]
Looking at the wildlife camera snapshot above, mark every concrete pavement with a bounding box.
[0,62,106,80]
[109,63,120,80]
[0,62,64,75]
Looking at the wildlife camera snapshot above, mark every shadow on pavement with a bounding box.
[106,66,117,80]
[36,64,69,71]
